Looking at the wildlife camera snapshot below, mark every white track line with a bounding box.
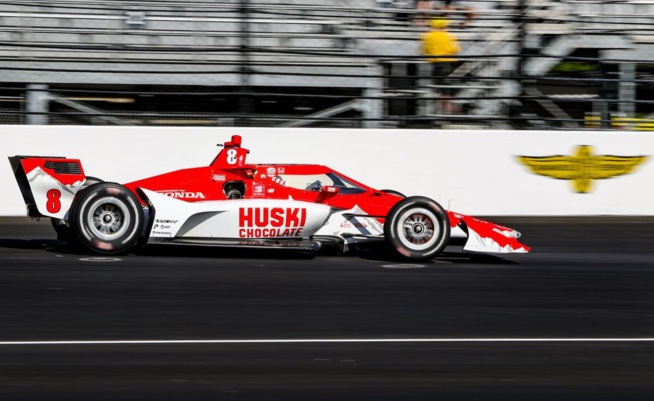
[0,338,654,345]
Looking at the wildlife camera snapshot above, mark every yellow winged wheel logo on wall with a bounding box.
[517,145,647,193]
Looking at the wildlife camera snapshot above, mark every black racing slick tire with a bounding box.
[50,177,105,243]
[69,182,144,255]
[384,196,450,261]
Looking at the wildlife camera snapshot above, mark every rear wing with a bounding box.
[8,156,86,218]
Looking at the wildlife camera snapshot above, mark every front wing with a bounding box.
[313,206,529,254]
[448,212,529,253]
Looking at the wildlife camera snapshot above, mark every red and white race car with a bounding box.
[8,135,529,260]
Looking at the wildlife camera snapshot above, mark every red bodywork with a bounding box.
[122,135,529,254]
[9,135,529,255]
[124,135,403,219]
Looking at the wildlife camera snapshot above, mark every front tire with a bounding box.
[384,196,450,261]
[69,183,144,255]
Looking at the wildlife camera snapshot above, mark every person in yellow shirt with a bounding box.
[422,18,460,63]
[421,18,461,114]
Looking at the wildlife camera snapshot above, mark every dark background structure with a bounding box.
[1,0,653,130]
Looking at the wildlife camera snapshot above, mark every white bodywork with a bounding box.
[26,166,85,220]
[315,205,383,237]
[464,226,529,254]
[143,189,333,241]
[144,190,494,252]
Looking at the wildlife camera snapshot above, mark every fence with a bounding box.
[0,0,653,129]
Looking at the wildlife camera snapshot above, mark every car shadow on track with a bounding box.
[134,243,318,260]
[0,239,519,264]
[352,243,520,265]
[0,238,318,260]
[0,238,60,250]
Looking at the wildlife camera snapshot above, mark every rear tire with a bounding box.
[51,176,104,244]
[384,196,450,261]
[69,183,144,255]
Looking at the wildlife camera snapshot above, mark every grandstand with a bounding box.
[0,0,652,128]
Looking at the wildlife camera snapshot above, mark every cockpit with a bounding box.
[270,172,366,194]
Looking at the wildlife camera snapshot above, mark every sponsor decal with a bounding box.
[155,219,179,224]
[277,167,285,174]
[238,207,306,238]
[517,145,648,193]
[152,223,173,236]
[260,174,267,179]
[253,184,265,197]
[156,190,206,199]
[267,188,275,194]
[271,176,288,186]
[213,174,226,182]
[266,167,276,175]
[340,221,369,229]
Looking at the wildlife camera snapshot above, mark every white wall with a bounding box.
[2,126,652,216]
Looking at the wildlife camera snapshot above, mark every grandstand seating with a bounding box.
[0,0,651,127]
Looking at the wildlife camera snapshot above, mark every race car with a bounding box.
[8,135,529,260]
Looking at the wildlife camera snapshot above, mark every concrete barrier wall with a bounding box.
[2,126,652,216]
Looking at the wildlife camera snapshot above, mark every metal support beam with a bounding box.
[362,88,382,128]
[25,84,49,125]
[362,63,384,129]
[277,100,361,128]
[619,63,636,117]
[524,86,578,128]
[238,0,253,120]
[517,0,527,104]
[417,63,434,118]
[49,93,134,125]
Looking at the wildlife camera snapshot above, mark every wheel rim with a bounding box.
[396,207,441,251]
[86,198,131,241]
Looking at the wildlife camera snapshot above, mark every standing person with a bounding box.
[421,18,461,114]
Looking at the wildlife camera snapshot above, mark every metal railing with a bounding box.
[0,0,652,129]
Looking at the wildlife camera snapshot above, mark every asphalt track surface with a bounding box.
[0,217,653,400]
